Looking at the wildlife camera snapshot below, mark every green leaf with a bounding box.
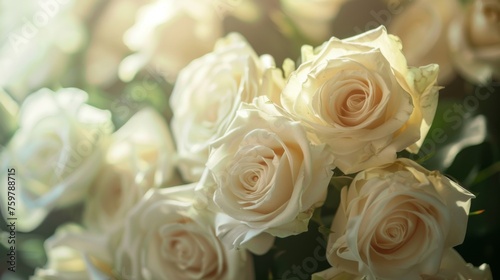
[472,161,500,186]
[18,236,47,268]
[329,176,353,191]
[0,88,19,145]
[412,99,488,173]
[318,225,334,240]
[270,222,331,279]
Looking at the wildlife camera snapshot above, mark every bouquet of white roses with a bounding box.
[0,0,498,279]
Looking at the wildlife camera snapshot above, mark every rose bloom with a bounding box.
[112,184,253,280]
[449,0,500,84]
[313,248,492,280]
[0,88,113,231]
[119,0,223,83]
[83,108,178,232]
[326,159,475,280]
[31,224,113,280]
[83,164,137,233]
[281,26,440,174]
[197,98,334,254]
[388,0,459,84]
[170,33,285,182]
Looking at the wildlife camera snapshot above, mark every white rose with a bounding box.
[112,184,253,280]
[313,249,492,280]
[83,108,178,232]
[105,108,177,188]
[448,0,500,84]
[170,33,285,182]
[281,26,440,174]
[198,98,334,254]
[423,248,493,280]
[280,0,350,42]
[119,0,224,83]
[0,88,113,231]
[31,224,113,280]
[312,267,363,280]
[388,0,459,84]
[83,164,137,233]
[326,159,474,280]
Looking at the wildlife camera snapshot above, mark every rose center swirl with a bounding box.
[318,70,384,128]
[222,133,298,214]
[372,211,419,254]
[159,226,220,278]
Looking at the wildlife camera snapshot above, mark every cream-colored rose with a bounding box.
[389,0,459,84]
[83,164,137,233]
[170,33,285,182]
[84,0,153,87]
[423,248,493,280]
[30,224,113,280]
[119,0,223,83]
[314,248,492,280]
[281,26,440,174]
[0,88,113,231]
[449,0,500,84]
[31,247,108,280]
[197,98,334,254]
[326,159,474,280]
[105,108,177,189]
[112,184,253,280]
[312,268,362,280]
[83,108,177,232]
[0,0,93,101]
[280,0,350,42]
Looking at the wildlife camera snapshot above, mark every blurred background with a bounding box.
[1,0,499,279]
